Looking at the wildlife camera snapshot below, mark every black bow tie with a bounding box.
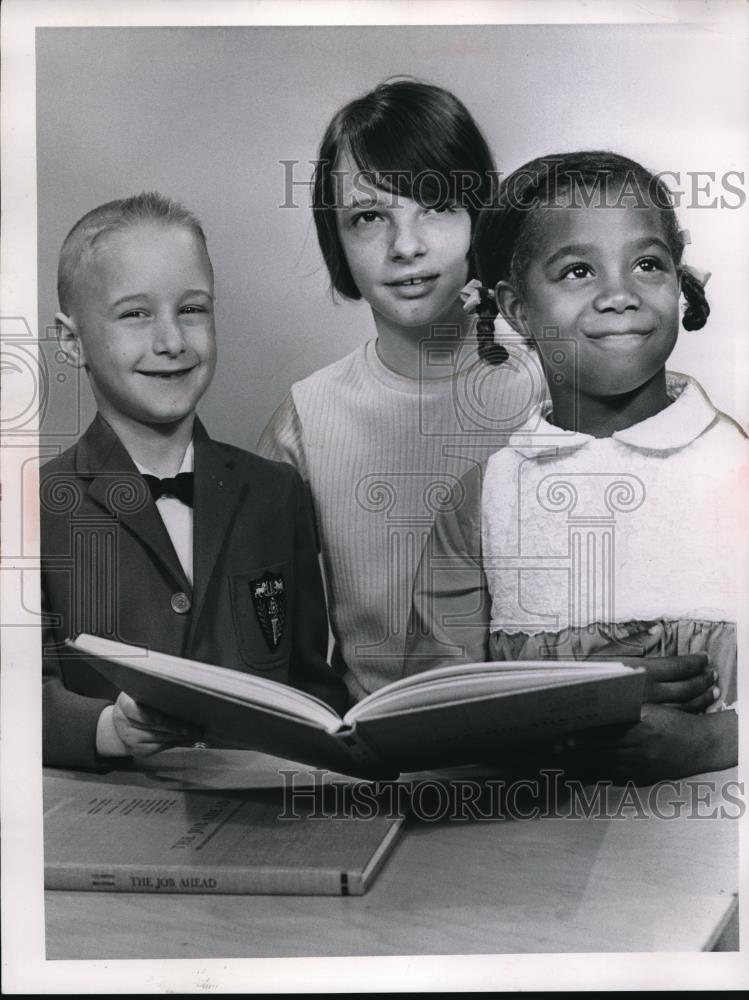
[143,472,194,507]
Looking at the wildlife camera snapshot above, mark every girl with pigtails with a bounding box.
[408,151,744,782]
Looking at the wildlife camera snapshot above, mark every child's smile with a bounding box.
[506,201,680,402]
[138,365,200,380]
[334,153,471,334]
[64,222,217,432]
[384,272,440,296]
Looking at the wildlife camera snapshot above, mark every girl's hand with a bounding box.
[560,705,737,785]
[636,655,718,711]
[111,692,202,757]
[596,627,717,712]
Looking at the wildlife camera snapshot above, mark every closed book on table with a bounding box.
[67,634,647,779]
[44,776,404,896]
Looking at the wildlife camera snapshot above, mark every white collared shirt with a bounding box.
[135,442,194,586]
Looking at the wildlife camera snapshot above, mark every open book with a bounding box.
[69,634,646,778]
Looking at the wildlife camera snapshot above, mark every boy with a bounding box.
[42,192,347,770]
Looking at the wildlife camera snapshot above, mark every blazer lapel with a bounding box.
[76,415,192,593]
[189,419,248,634]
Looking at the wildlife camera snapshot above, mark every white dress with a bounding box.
[481,373,747,710]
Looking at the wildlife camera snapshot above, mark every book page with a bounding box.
[346,659,634,723]
[71,635,343,732]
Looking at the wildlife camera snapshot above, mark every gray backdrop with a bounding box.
[36,24,748,454]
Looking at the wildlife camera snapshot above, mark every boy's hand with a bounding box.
[596,627,717,712]
[111,692,202,757]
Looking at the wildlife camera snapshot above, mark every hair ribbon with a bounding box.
[460,278,496,316]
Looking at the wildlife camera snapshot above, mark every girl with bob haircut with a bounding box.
[258,79,544,702]
[408,150,743,782]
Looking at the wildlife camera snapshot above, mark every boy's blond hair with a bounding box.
[57,191,211,315]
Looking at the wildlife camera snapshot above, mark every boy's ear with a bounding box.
[495,281,531,340]
[55,312,87,369]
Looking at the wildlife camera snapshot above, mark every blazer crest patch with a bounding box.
[251,571,286,651]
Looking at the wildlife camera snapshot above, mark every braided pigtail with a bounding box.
[680,268,710,331]
[475,286,509,365]
[471,156,555,368]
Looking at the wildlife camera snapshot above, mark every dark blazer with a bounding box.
[41,415,348,769]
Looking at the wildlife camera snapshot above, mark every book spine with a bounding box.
[333,724,382,769]
[45,864,363,896]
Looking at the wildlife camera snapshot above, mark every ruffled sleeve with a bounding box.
[489,617,737,711]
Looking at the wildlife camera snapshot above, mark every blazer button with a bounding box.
[171,591,191,614]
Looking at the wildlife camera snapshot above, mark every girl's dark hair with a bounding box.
[312,78,497,300]
[472,150,710,361]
